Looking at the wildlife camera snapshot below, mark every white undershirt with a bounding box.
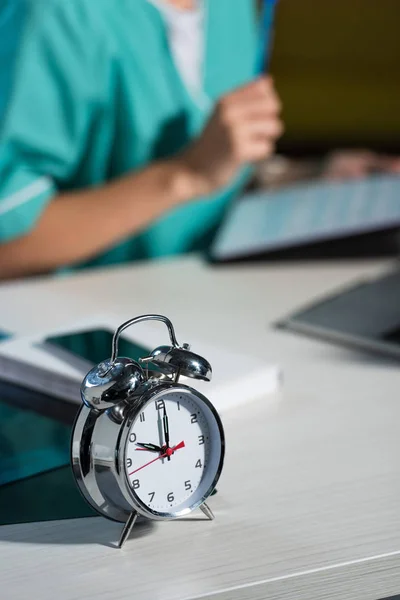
[148,0,205,101]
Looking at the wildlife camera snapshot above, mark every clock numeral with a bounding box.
[126,458,132,468]
[139,412,145,422]
[155,400,165,411]
[177,401,180,411]
[184,480,192,491]
[167,492,174,503]
[198,435,205,445]
[132,479,140,490]
[195,459,202,469]
[129,432,137,443]
[190,413,198,424]
[148,492,155,503]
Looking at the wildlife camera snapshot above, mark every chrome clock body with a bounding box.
[70,315,225,547]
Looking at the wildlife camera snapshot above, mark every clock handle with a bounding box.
[110,314,180,364]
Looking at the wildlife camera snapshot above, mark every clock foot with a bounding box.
[200,502,214,521]
[118,511,138,549]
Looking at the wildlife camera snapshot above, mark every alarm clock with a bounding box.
[71,314,225,548]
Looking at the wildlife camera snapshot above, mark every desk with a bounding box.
[0,257,400,600]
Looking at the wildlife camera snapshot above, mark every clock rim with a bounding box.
[71,404,135,523]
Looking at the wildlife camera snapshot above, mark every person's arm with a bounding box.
[0,75,283,279]
[0,159,199,278]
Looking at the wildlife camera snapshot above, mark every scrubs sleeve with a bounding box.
[0,0,106,242]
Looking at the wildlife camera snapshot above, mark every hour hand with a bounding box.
[136,442,162,453]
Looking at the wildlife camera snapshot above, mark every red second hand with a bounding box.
[129,440,185,476]
[171,440,185,452]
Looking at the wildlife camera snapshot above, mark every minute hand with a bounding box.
[163,404,170,460]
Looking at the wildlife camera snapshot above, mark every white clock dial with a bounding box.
[124,388,223,517]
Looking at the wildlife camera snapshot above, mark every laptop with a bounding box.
[210,174,400,263]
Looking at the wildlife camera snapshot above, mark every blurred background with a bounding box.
[1,0,400,157]
[1,0,399,274]
[272,0,400,156]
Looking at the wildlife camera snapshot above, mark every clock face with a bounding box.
[123,387,224,518]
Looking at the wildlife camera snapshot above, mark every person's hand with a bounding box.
[323,150,400,180]
[177,76,283,196]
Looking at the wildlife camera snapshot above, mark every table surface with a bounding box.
[1,256,400,600]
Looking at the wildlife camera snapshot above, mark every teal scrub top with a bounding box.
[0,0,27,122]
[0,0,259,268]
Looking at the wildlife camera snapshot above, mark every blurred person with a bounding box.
[0,0,283,279]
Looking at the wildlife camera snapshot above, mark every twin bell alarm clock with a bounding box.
[71,314,225,548]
